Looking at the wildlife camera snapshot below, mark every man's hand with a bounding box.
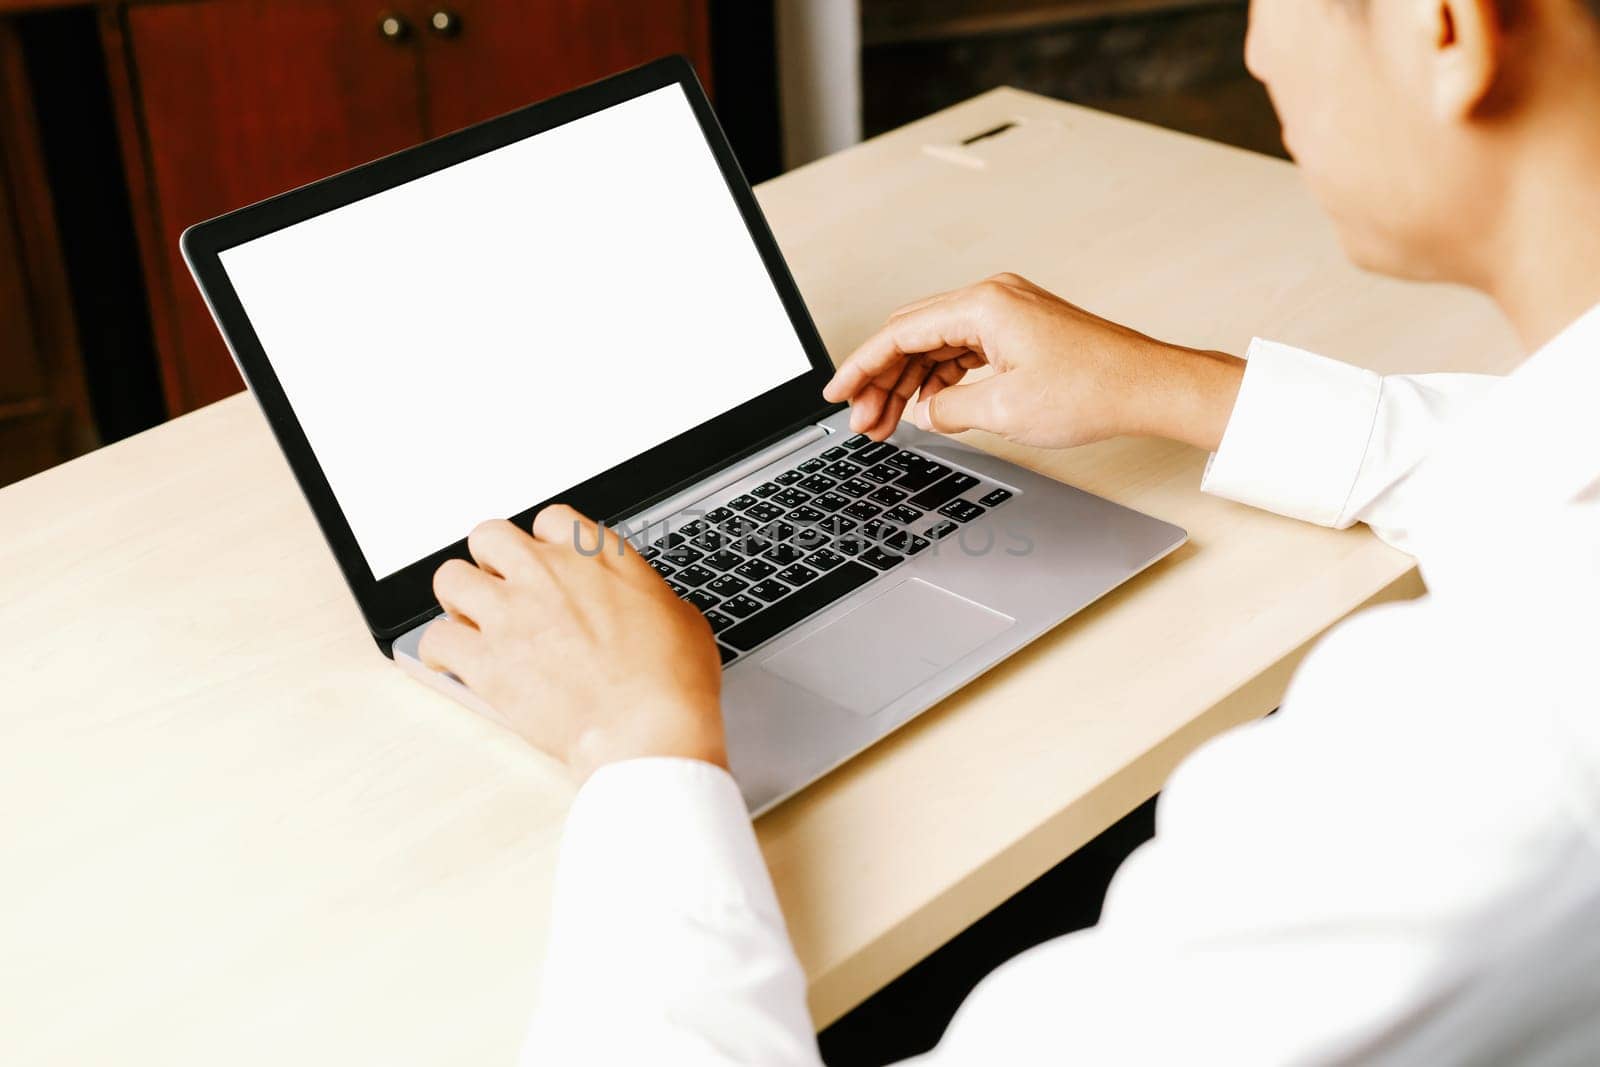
[824,273,1245,452]
[419,506,726,782]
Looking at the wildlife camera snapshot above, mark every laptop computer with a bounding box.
[181,56,1186,815]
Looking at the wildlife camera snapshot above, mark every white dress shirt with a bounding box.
[521,305,1600,1066]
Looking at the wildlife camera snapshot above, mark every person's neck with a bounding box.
[1475,85,1600,351]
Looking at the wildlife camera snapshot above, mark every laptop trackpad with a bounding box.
[761,579,1015,717]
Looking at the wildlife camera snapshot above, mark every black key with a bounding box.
[750,579,790,603]
[798,457,827,474]
[765,543,805,565]
[860,518,896,540]
[823,460,863,479]
[750,481,782,499]
[722,516,759,540]
[661,544,703,567]
[773,487,810,509]
[659,532,688,549]
[838,477,875,498]
[746,502,784,523]
[685,589,720,612]
[721,562,879,651]
[835,538,865,556]
[718,644,737,665]
[884,504,923,526]
[805,548,847,572]
[703,550,744,572]
[790,524,832,550]
[735,557,777,581]
[649,559,677,578]
[927,519,960,541]
[844,500,882,522]
[736,534,774,556]
[868,485,908,506]
[691,530,724,552]
[861,462,899,484]
[979,488,1013,508]
[680,519,707,537]
[704,609,735,634]
[639,545,662,562]
[860,546,907,570]
[886,449,920,470]
[761,520,799,544]
[909,471,981,510]
[822,516,859,537]
[775,563,820,587]
[843,434,870,450]
[729,494,759,511]
[895,460,952,492]
[821,446,848,461]
[938,499,986,523]
[722,594,763,619]
[813,491,851,512]
[774,470,804,486]
[797,474,836,494]
[675,563,717,587]
[707,574,749,598]
[787,505,826,526]
[856,441,898,464]
[705,506,736,524]
[667,579,690,596]
[884,530,931,556]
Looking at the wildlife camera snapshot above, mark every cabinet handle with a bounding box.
[428,9,462,36]
[377,12,411,41]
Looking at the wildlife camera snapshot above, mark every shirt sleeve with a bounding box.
[520,758,821,1067]
[1201,338,1501,550]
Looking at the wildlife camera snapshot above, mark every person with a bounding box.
[418,0,1600,1062]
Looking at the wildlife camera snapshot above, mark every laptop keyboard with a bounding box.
[634,433,1016,665]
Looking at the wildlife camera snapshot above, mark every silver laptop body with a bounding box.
[395,410,1184,815]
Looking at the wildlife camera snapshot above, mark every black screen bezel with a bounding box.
[181,56,839,645]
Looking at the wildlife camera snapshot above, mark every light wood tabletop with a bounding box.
[0,88,1520,1065]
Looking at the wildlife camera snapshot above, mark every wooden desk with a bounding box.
[0,89,1519,1064]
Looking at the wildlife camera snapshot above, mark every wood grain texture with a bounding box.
[112,0,429,412]
[418,0,712,136]
[0,90,1520,1064]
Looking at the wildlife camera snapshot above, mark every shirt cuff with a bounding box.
[553,757,780,920]
[1201,338,1383,528]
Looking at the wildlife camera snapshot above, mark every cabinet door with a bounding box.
[416,0,712,136]
[116,0,427,411]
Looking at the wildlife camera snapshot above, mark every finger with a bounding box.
[417,614,485,686]
[911,378,1003,435]
[847,383,890,435]
[433,558,502,628]
[467,519,540,580]
[916,360,968,405]
[823,292,988,403]
[541,505,625,563]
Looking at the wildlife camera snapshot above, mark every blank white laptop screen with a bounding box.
[218,84,813,579]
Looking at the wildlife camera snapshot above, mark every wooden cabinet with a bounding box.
[0,19,94,486]
[419,0,712,135]
[105,0,711,414]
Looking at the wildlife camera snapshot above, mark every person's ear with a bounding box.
[1427,0,1504,121]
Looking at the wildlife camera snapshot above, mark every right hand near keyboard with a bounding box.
[823,273,1245,453]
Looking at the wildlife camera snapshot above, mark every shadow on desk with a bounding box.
[819,795,1159,1065]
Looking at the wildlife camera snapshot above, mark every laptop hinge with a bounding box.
[615,423,829,538]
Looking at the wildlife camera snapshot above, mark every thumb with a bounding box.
[911,379,1001,435]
